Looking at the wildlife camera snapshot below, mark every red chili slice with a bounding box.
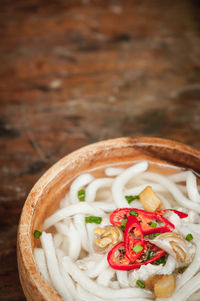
[107,241,166,271]
[124,215,146,262]
[110,208,175,235]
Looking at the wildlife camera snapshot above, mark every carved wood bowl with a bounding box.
[17,137,200,300]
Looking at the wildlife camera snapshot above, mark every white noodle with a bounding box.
[112,161,148,208]
[59,192,70,208]
[157,193,172,209]
[168,171,188,182]
[127,200,144,209]
[140,172,200,213]
[69,173,94,203]
[109,281,120,288]
[43,202,104,230]
[182,223,200,233]
[68,223,81,260]
[177,184,187,194]
[105,167,125,176]
[97,267,115,286]
[125,183,165,196]
[77,285,152,301]
[34,248,52,285]
[157,255,176,275]
[62,256,153,299]
[61,236,69,255]
[86,178,113,202]
[40,232,73,301]
[85,223,97,254]
[56,249,79,301]
[55,222,69,236]
[186,171,200,203]
[53,233,63,249]
[116,270,129,288]
[92,202,116,212]
[77,285,105,301]
[190,292,200,301]
[76,253,103,271]
[176,228,200,290]
[74,214,89,252]
[86,253,109,278]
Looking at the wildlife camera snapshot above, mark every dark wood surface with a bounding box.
[0,0,200,300]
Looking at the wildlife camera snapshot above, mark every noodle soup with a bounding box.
[33,160,200,301]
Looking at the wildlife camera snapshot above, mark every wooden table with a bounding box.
[0,0,200,299]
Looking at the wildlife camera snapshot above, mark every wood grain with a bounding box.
[0,0,200,300]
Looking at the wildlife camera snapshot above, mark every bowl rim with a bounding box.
[17,136,200,300]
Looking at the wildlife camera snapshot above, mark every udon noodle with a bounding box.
[34,161,200,301]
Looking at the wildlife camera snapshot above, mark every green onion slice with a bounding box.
[125,195,140,204]
[133,244,143,253]
[34,230,42,238]
[78,189,86,201]
[85,216,102,224]
[186,233,193,241]
[129,210,139,217]
[120,220,127,231]
[150,221,157,228]
[136,280,145,288]
[153,232,160,237]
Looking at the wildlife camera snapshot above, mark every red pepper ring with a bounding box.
[110,208,175,235]
[107,241,166,271]
[124,215,146,262]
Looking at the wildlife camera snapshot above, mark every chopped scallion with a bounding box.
[133,244,143,253]
[150,221,157,228]
[125,195,140,204]
[85,216,102,224]
[120,220,127,231]
[78,189,86,201]
[129,210,139,217]
[152,255,166,265]
[153,232,160,237]
[186,233,193,242]
[34,230,42,239]
[136,280,145,288]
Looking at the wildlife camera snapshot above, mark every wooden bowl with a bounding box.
[17,137,200,300]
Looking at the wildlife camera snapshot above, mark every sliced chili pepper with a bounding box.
[124,215,144,240]
[157,209,188,219]
[110,208,131,227]
[107,241,166,271]
[124,215,145,262]
[110,208,175,235]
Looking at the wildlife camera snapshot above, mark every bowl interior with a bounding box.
[17,137,200,300]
